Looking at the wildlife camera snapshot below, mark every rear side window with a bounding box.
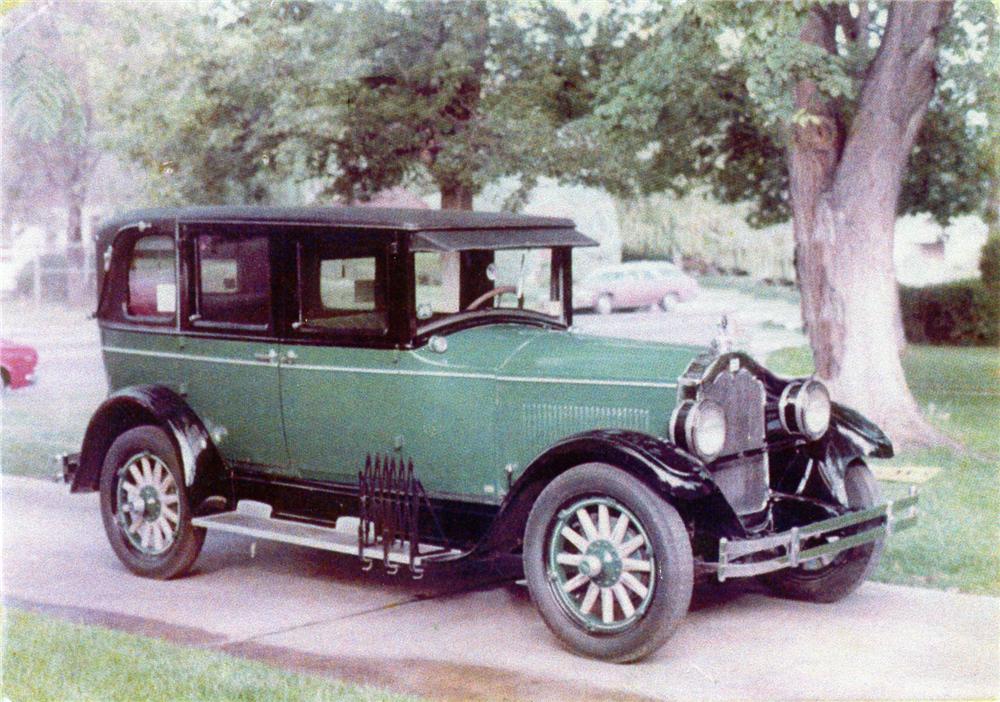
[296,240,387,334]
[127,235,176,321]
[195,234,271,327]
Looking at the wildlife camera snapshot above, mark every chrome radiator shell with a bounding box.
[700,367,769,515]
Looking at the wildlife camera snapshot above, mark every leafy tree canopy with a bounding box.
[578,0,995,227]
[111,0,632,209]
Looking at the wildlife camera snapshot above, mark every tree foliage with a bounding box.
[2,2,104,241]
[110,0,628,209]
[582,0,995,228]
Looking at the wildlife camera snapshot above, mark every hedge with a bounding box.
[900,279,999,346]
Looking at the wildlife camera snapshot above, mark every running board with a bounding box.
[192,505,463,576]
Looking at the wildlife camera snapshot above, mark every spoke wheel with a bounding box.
[99,425,205,580]
[524,463,693,663]
[116,452,181,557]
[548,497,655,633]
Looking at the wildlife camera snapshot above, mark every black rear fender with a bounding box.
[73,384,232,513]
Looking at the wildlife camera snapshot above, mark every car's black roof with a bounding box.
[95,206,597,251]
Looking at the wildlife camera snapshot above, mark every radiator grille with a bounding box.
[701,368,766,456]
[712,454,769,515]
[700,368,768,514]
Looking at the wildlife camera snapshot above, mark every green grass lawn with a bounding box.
[767,345,1000,595]
[1,608,422,702]
[698,275,802,305]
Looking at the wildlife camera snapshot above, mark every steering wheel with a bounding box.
[465,285,518,311]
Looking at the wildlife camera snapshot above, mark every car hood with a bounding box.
[498,327,703,386]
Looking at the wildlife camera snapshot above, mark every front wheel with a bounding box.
[99,425,205,579]
[761,462,884,602]
[523,464,693,662]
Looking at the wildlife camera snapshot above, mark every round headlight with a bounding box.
[670,398,727,462]
[779,379,831,440]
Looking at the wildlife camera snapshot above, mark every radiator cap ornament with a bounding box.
[710,314,733,355]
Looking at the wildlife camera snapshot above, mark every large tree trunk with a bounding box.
[66,187,84,244]
[440,182,474,210]
[790,2,955,450]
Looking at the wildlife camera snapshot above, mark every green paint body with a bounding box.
[101,324,703,502]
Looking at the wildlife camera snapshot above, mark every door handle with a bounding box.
[282,350,298,364]
[254,349,278,363]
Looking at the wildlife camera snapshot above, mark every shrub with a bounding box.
[900,279,999,346]
[980,234,1000,290]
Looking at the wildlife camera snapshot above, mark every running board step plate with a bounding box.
[191,509,461,569]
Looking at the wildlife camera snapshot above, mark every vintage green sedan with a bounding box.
[61,206,917,662]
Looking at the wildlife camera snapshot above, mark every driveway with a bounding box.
[3,476,997,701]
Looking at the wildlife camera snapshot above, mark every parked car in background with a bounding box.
[1,339,38,389]
[574,261,699,315]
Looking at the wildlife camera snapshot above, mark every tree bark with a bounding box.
[440,182,474,210]
[790,2,955,449]
[67,187,84,243]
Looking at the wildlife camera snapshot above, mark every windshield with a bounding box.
[414,248,566,331]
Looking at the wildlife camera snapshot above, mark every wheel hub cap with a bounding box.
[138,485,161,521]
[585,541,622,587]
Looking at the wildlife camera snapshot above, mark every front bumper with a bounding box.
[715,488,918,581]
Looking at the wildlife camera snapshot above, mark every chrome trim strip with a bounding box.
[497,376,677,389]
[102,346,679,387]
[715,490,918,581]
[290,363,490,380]
[102,346,266,366]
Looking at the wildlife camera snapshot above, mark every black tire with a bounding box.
[99,425,205,579]
[761,462,884,603]
[523,463,693,663]
[659,293,679,312]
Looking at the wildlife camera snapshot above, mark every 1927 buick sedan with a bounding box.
[61,206,917,662]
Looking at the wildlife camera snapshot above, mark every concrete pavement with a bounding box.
[3,476,997,701]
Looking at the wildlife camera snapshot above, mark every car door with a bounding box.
[278,230,401,483]
[175,224,290,472]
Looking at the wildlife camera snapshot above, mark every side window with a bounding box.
[296,241,387,334]
[195,234,271,327]
[127,235,176,321]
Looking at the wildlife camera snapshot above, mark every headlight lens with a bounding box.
[691,400,727,461]
[801,381,831,438]
[779,379,831,440]
[671,398,727,462]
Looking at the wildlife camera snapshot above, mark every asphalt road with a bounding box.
[3,476,997,701]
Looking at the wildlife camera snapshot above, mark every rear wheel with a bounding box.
[523,463,693,662]
[761,462,884,602]
[99,425,205,579]
[659,293,680,311]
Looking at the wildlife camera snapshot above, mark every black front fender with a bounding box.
[828,402,894,460]
[74,385,231,512]
[782,403,894,507]
[476,429,746,556]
